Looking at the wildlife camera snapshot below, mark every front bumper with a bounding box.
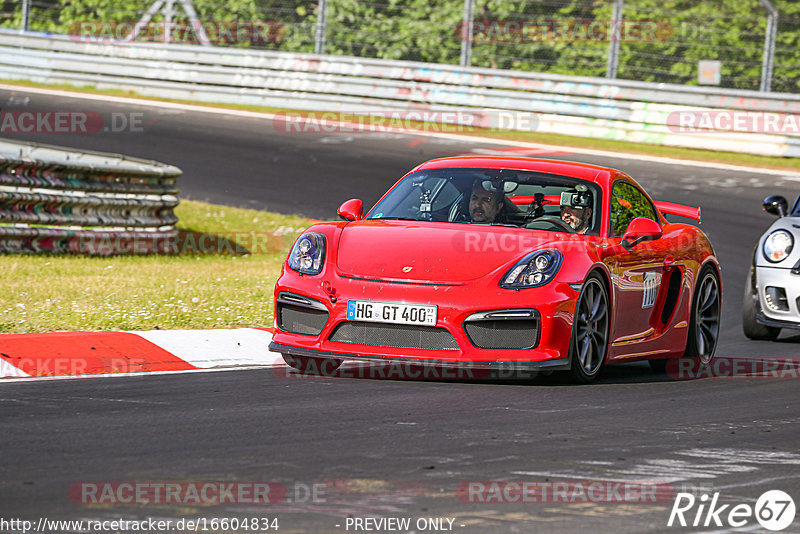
[270,270,578,366]
[755,265,800,329]
[269,341,571,371]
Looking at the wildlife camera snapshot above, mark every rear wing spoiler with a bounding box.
[654,201,701,223]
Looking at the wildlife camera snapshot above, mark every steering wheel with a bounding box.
[448,194,469,222]
[525,215,574,232]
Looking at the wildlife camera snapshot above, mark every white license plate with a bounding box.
[346,300,437,326]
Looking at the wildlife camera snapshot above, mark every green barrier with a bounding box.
[0,139,182,255]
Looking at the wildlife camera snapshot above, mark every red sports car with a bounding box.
[269,157,721,383]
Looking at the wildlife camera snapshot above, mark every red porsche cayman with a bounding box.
[269,157,721,383]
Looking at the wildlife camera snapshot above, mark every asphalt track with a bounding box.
[2,87,800,533]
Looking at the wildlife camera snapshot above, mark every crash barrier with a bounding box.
[0,138,181,254]
[1,31,799,158]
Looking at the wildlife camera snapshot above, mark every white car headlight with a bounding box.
[288,233,326,274]
[500,250,562,289]
[763,230,794,263]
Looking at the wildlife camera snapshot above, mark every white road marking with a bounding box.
[715,474,800,492]
[510,471,671,483]
[703,525,765,534]
[133,328,274,368]
[678,448,800,465]
[0,362,286,384]
[0,358,28,378]
[513,448,800,485]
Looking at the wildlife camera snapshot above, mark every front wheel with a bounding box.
[282,354,342,375]
[568,273,610,383]
[684,266,721,364]
[742,268,780,340]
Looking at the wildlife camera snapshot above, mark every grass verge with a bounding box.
[2,79,800,173]
[0,200,311,334]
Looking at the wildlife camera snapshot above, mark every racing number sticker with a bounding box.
[642,272,658,309]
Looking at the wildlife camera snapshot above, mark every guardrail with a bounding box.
[0,31,799,157]
[0,138,181,254]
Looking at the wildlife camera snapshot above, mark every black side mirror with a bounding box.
[763,195,788,218]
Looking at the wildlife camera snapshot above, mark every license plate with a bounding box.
[346,300,437,326]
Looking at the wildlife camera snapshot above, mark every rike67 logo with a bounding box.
[668,490,796,531]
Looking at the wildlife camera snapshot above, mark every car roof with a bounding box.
[412,156,619,188]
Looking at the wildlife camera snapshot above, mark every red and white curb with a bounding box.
[0,328,282,381]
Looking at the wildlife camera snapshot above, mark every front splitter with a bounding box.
[269,341,571,371]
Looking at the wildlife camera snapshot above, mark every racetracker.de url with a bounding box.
[0,517,279,533]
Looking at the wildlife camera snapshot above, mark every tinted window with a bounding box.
[609,181,658,237]
[367,168,602,235]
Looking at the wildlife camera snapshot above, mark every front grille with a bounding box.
[765,286,789,312]
[276,293,328,336]
[464,310,539,349]
[329,321,458,350]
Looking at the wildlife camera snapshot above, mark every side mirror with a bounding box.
[337,198,364,221]
[763,195,788,218]
[621,217,663,251]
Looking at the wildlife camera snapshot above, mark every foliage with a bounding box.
[1,0,798,92]
[610,181,657,236]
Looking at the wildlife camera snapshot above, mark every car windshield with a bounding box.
[792,193,800,216]
[367,168,602,235]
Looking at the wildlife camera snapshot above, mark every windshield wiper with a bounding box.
[372,216,421,221]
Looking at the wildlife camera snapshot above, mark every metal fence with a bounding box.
[2,0,799,93]
[1,31,798,158]
[0,138,182,254]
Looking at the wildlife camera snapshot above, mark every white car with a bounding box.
[743,194,800,339]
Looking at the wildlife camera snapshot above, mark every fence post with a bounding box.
[459,0,474,67]
[315,0,328,55]
[127,0,211,45]
[606,0,623,79]
[20,0,30,33]
[759,0,778,92]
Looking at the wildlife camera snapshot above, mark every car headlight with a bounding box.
[288,232,326,274]
[500,250,562,289]
[763,230,794,263]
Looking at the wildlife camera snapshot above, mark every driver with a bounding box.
[469,181,504,223]
[560,187,593,234]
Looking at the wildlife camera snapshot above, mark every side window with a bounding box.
[609,181,658,237]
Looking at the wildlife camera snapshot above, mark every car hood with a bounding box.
[334,220,576,283]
